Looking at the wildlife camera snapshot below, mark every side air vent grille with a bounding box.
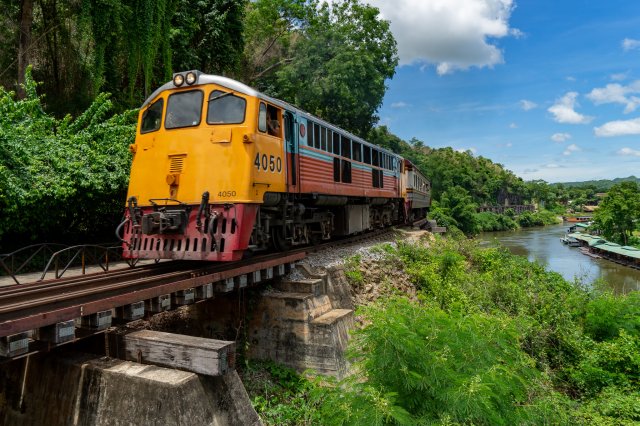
[169,155,186,174]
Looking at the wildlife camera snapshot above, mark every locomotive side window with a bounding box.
[327,130,333,153]
[341,160,352,183]
[258,103,267,132]
[372,149,379,167]
[307,121,314,146]
[333,132,340,155]
[321,127,327,151]
[165,90,203,129]
[314,123,321,149]
[141,98,164,133]
[353,142,362,162]
[342,138,352,159]
[363,145,371,164]
[207,90,246,124]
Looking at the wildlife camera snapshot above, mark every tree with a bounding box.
[593,182,640,245]
[171,0,246,75]
[241,0,398,137]
[437,186,479,234]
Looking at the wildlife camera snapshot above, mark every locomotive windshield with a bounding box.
[207,90,246,124]
[165,90,203,129]
[140,98,163,133]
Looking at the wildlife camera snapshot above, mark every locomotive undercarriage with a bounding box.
[249,193,402,253]
[121,192,407,261]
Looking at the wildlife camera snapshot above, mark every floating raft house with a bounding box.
[567,232,640,268]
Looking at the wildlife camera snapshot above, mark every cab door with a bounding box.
[284,111,299,192]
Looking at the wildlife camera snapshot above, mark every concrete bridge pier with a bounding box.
[0,351,262,426]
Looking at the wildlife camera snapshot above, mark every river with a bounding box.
[478,223,640,293]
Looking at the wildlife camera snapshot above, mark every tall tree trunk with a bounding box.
[17,0,34,98]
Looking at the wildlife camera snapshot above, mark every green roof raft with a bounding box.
[567,232,640,259]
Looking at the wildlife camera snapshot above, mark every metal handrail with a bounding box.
[0,243,69,285]
[39,243,129,281]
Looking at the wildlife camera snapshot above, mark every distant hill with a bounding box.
[555,176,640,190]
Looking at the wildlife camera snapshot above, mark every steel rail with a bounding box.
[0,226,398,340]
[0,260,196,297]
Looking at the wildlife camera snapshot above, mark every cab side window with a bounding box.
[258,103,267,132]
[266,104,281,137]
[141,99,163,133]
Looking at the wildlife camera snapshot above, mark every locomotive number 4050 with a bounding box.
[254,152,282,173]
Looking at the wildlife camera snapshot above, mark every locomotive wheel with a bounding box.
[271,226,291,251]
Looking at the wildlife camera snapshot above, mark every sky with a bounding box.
[367,0,640,183]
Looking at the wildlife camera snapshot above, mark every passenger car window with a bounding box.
[165,90,203,129]
[207,90,246,124]
[141,98,163,133]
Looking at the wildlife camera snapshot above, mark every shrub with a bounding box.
[0,68,135,247]
[319,297,562,425]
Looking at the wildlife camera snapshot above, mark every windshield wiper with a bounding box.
[208,92,233,103]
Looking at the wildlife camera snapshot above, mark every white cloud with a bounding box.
[622,38,640,51]
[509,122,517,128]
[618,147,640,157]
[563,143,581,156]
[595,117,640,137]
[368,0,518,74]
[610,72,628,81]
[506,142,513,147]
[456,147,477,154]
[548,92,593,124]
[519,99,537,111]
[391,101,409,108]
[566,76,576,82]
[545,163,561,168]
[586,81,640,113]
[551,132,571,143]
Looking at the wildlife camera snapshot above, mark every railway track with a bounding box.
[0,227,398,358]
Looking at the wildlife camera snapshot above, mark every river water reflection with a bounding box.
[478,224,640,293]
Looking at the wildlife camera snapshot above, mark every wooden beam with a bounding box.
[113,330,235,376]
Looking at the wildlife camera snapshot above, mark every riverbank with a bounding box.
[479,223,640,293]
[246,234,640,424]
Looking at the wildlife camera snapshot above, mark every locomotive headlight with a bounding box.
[185,72,197,85]
[173,74,184,87]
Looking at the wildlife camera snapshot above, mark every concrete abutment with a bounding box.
[0,264,356,424]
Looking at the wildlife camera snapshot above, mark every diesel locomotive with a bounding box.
[119,70,431,261]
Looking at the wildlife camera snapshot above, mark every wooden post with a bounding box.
[114,330,235,376]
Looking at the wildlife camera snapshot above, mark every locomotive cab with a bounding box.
[121,71,288,261]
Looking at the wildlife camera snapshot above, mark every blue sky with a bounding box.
[369,0,640,182]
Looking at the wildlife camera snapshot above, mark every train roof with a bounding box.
[141,71,400,159]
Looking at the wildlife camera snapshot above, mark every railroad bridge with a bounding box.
[0,236,373,425]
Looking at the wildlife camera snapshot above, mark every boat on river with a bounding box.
[560,235,581,246]
[563,216,591,223]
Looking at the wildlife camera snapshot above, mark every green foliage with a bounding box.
[83,0,178,105]
[559,176,640,191]
[171,0,246,74]
[475,211,518,232]
[573,386,640,424]
[436,186,479,234]
[343,254,364,284]
[243,0,398,136]
[242,361,322,426]
[592,182,640,245]
[584,291,640,341]
[320,298,563,425]
[517,210,561,228]
[0,68,135,246]
[570,331,640,397]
